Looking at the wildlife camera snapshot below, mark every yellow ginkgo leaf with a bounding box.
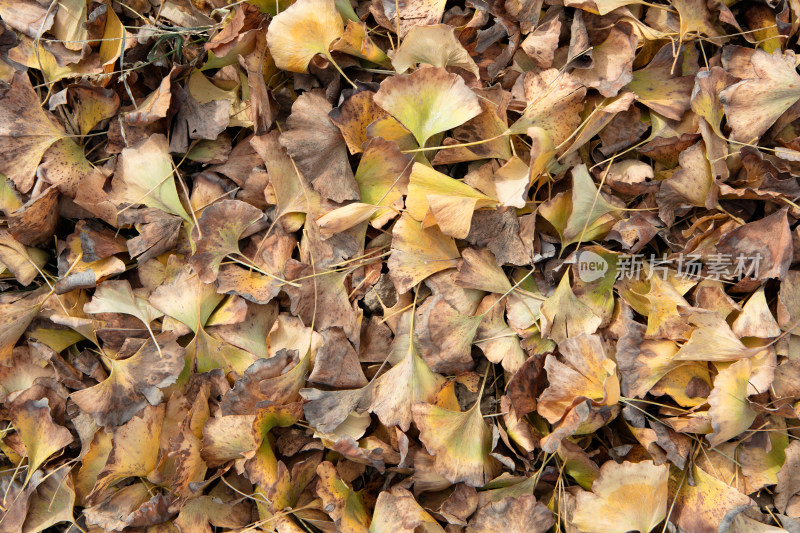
[370,486,444,533]
[316,461,370,533]
[388,213,460,294]
[150,262,224,334]
[390,24,478,76]
[731,285,781,338]
[412,398,495,487]
[668,465,753,532]
[266,0,344,73]
[507,69,586,145]
[720,50,800,143]
[406,163,497,239]
[455,247,512,294]
[562,164,622,245]
[674,309,760,361]
[475,294,527,374]
[370,320,444,431]
[540,272,602,344]
[493,156,530,209]
[331,21,389,66]
[374,67,482,147]
[10,398,73,483]
[354,138,413,227]
[538,333,619,423]
[643,276,692,339]
[317,203,380,236]
[83,279,163,329]
[91,404,165,496]
[571,460,669,533]
[707,358,757,446]
[110,134,192,223]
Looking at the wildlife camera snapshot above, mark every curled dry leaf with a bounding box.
[70,336,184,427]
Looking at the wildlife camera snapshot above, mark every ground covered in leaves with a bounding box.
[4,0,800,530]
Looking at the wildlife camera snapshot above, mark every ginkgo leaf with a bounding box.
[572,23,637,98]
[83,280,164,328]
[316,461,370,533]
[0,230,45,287]
[186,327,258,375]
[150,262,224,333]
[668,465,753,532]
[0,71,67,193]
[412,398,495,487]
[493,156,530,209]
[674,310,760,361]
[370,329,444,431]
[60,84,121,138]
[475,294,527,374]
[571,460,668,533]
[91,404,164,496]
[562,164,621,244]
[317,203,380,236]
[201,413,259,466]
[656,141,718,226]
[720,50,800,142]
[252,130,322,226]
[10,398,73,483]
[707,358,757,446]
[415,293,482,373]
[617,318,683,398]
[371,486,445,533]
[210,300,277,360]
[467,495,555,533]
[455,247,512,294]
[266,0,344,73]
[672,0,722,41]
[302,385,372,435]
[731,285,781,338]
[626,66,694,121]
[188,199,266,283]
[406,162,497,239]
[388,213,460,294]
[331,21,389,65]
[283,261,360,343]
[390,24,478,76]
[540,273,602,344]
[564,0,642,15]
[374,67,482,147]
[643,276,692,339]
[70,336,184,427]
[507,69,586,145]
[245,402,304,488]
[174,475,252,531]
[520,10,561,69]
[354,138,413,227]
[538,334,619,423]
[0,287,48,363]
[22,465,76,532]
[280,90,360,203]
[111,134,192,222]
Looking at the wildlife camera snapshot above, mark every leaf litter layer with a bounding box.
[2,0,800,530]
